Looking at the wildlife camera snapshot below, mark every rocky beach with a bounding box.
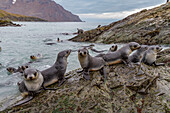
[1,2,170,113]
[70,3,170,45]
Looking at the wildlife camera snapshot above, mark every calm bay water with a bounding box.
[0,22,116,109]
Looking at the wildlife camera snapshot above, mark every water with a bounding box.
[0,22,116,109]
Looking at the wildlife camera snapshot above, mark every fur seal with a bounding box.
[129,45,148,65]
[142,46,165,66]
[96,44,118,57]
[30,54,42,60]
[7,65,29,74]
[14,50,71,106]
[108,44,118,53]
[41,49,71,87]
[78,48,107,80]
[15,68,59,106]
[103,42,141,65]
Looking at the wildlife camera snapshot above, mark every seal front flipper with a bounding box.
[83,71,90,80]
[58,78,66,87]
[12,96,34,107]
[77,69,84,73]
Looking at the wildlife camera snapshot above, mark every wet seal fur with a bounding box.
[142,46,165,66]
[30,54,42,60]
[78,48,107,80]
[103,42,141,65]
[6,65,29,74]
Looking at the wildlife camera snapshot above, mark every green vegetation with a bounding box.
[0,9,47,22]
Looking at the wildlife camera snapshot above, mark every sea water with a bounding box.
[0,22,116,109]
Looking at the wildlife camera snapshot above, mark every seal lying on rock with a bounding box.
[102,42,141,65]
[96,44,118,57]
[15,68,58,106]
[129,45,148,65]
[78,48,107,80]
[142,46,165,66]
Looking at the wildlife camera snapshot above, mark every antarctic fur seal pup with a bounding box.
[108,44,118,53]
[96,44,118,57]
[129,45,148,65]
[15,68,59,107]
[14,50,71,106]
[30,53,43,60]
[142,46,165,66]
[41,49,71,87]
[102,42,141,65]
[78,48,107,80]
[7,65,29,74]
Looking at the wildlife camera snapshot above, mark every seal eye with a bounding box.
[84,51,86,54]
[78,50,80,53]
[156,47,159,50]
[134,45,137,48]
[24,74,27,78]
[34,72,37,77]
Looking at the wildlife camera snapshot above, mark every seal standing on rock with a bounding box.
[129,45,148,65]
[103,42,141,65]
[78,48,107,80]
[41,49,71,87]
[142,46,165,66]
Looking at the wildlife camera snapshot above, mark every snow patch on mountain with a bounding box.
[12,0,16,4]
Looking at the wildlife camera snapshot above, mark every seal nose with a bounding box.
[80,53,83,56]
[29,77,33,80]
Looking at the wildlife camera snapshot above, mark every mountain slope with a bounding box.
[70,2,170,45]
[0,9,46,21]
[0,0,82,22]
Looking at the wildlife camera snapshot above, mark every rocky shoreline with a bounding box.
[0,20,21,27]
[69,3,170,45]
[1,48,170,112]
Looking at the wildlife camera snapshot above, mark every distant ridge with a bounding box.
[0,9,46,21]
[0,0,82,22]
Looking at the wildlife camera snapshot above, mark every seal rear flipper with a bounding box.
[42,85,58,90]
[12,96,34,107]
[153,62,165,66]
